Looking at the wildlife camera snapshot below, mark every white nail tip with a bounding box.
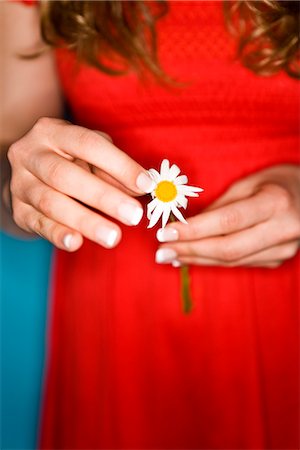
[106,229,119,248]
[96,227,119,248]
[136,172,156,193]
[172,260,182,268]
[63,234,73,249]
[155,248,177,264]
[118,204,143,226]
[156,228,179,242]
[130,207,143,225]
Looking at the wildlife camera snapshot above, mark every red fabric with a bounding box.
[15,0,37,5]
[39,2,299,449]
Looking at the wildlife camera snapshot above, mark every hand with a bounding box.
[7,117,155,251]
[155,164,300,268]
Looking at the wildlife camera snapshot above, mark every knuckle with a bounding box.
[94,130,113,143]
[264,184,292,212]
[220,242,241,262]
[76,211,91,232]
[47,159,64,185]
[220,208,241,232]
[32,116,52,133]
[33,214,46,235]
[85,181,106,209]
[185,242,197,257]
[47,222,61,245]
[187,221,200,239]
[77,128,96,149]
[7,141,22,163]
[37,189,55,216]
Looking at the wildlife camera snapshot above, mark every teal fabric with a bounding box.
[1,232,52,450]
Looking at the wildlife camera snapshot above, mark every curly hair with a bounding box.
[39,0,299,79]
[224,0,300,78]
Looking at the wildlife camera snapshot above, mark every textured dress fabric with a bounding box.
[38,2,299,449]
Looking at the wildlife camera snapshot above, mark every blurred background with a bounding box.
[1,232,52,450]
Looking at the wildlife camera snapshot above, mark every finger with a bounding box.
[26,153,144,226]
[173,241,298,267]
[203,182,253,212]
[30,118,155,194]
[93,130,113,143]
[73,158,92,172]
[171,255,282,269]
[229,241,299,265]
[16,202,83,251]
[157,187,274,243]
[20,178,122,248]
[158,220,285,263]
[91,166,137,196]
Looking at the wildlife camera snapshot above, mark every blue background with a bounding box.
[1,232,52,450]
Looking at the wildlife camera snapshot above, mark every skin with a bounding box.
[1,3,154,250]
[2,3,300,266]
[158,165,300,268]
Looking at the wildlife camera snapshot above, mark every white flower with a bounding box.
[147,159,203,229]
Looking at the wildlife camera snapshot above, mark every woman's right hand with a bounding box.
[7,117,155,251]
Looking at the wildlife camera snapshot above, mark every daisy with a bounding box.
[147,159,203,229]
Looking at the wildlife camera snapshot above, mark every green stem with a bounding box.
[180,265,193,314]
[169,213,193,314]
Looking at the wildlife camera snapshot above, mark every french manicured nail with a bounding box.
[63,233,73,250]
[155,248,177,264]
[96,226,118,248]
[136,172,156,193]
[118,203,143,226]
[156,227,179,242]
[172,260,182,268]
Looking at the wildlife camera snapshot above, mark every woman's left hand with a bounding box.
[156,164,300,268]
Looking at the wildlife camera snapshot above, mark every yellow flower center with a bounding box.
[155,180,177,202]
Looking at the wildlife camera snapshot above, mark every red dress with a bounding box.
[39,2,299,449]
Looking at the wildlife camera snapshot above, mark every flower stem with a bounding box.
[169,213,193,314]
[180,265,193,314]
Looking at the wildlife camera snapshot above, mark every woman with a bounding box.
[1,1,299,448]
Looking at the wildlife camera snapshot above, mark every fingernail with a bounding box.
[156,227,179,242]
[136,172,156,193]
[118,203,143,226]
[155,248,177,264]
[172,260,182,268]
[63,233,73,249]
[96,226,119,248]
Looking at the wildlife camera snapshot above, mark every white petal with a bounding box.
[179,185,203,192]
[176,195,188,209]
[147,203,164,229]
[161,204,171,228]
[178,191,198,197]
[174,175,188,185]
[177,185,203,197]
[168,164,181,181]
[148,169,161,183]
[147,198,159,219]
[171,204,188,224]
[160,159,170,178]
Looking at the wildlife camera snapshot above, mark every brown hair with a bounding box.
[224,1,300,78]
[39,0,299,79]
